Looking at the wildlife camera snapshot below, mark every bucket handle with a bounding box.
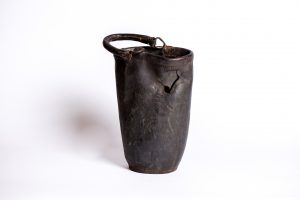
[103,34,165,60]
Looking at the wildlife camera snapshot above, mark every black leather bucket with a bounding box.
[103,33,193,174]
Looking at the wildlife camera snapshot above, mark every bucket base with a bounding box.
[129,166,177,174]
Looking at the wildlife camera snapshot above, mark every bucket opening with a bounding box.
[124,46,191,59]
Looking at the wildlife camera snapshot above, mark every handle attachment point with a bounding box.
[155,37,166,49]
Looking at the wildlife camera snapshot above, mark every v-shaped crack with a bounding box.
[164,71,180,93]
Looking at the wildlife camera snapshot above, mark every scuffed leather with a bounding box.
[104,34,193,173]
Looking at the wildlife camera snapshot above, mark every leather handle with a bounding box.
[103,34,157,60]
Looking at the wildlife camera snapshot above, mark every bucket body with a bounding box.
[103,34,193,173]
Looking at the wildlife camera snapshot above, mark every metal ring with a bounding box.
[155,37,166,49]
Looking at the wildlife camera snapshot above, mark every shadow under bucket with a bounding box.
[103,33,193,174]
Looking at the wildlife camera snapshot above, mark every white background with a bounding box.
[0,0,299,199]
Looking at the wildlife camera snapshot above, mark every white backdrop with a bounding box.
[0,0,299,199]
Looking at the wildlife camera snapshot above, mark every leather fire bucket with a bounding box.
[103,33,193,174]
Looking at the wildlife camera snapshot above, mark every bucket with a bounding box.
[103,33,193,173]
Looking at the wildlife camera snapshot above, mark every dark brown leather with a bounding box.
[103,33,193,174]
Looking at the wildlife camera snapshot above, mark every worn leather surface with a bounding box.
[103,34,193,173]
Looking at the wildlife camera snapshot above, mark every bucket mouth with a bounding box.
[123,46,193,61]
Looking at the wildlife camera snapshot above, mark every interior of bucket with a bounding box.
[123,46,191,58]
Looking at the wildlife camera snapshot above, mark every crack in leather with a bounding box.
[163,70,180,93]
